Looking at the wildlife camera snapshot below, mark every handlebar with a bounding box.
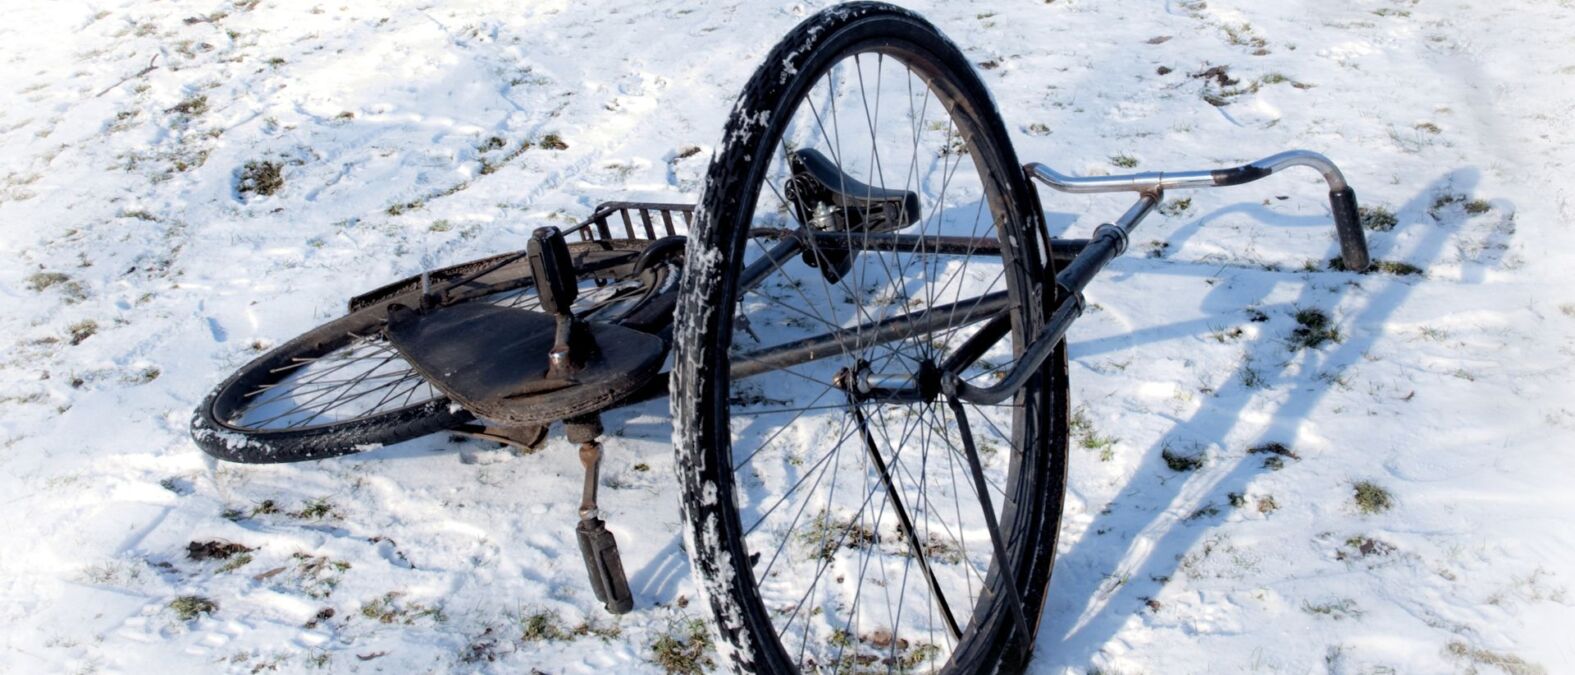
[943,151,1370,405]
[1026,149,1369,272]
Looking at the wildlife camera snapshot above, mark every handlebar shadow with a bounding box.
[1034,167,1499,669]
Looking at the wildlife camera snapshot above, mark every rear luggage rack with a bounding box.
[567,201,694,242]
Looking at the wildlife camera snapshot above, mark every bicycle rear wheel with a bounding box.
[672,4,1070,672]
[193,239,672,463]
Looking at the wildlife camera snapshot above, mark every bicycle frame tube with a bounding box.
[713,150,1365,406]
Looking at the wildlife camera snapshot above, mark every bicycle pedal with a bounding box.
[576,518,634,614]
[527,226,577,316]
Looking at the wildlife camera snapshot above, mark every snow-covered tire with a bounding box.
[671,3,1071,672]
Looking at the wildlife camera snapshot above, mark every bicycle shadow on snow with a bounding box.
[1031,168,1496,670]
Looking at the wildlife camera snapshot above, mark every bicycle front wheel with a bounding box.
[672,3,1070,672]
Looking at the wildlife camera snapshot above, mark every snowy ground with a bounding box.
[3,0,1574,673]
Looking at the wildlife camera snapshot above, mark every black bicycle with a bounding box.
[193,4,1369,672]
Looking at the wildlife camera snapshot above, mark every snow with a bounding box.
[3,0,1573,673]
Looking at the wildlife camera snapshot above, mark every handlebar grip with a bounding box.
[1328,187,1370,272]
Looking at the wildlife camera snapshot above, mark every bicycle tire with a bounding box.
[672,4,1070,672]
[193,239,670,464]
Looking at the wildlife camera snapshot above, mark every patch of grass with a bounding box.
[475,135,532,173]
[288,552,352,599]
[26,271,71,292]
[1414,121,1442,134]
[1249,442,1298,471]
[1188,505,1221,521]
[1228,492,1247,508]
[160,477,191,495]
[1338,535,1396,560]
[520,610,573,642]
[169,595,218,621]
[217,553,254,573]
[1109,154,1139,169]
[167,95,209,116]
[1302,598,1362,620]
[428,219,453,232]
[1359,205,1398,231]
[1070,407,1119,458]
[461,627,503,663]
[1445,642,1545,675]
[1249,442,1298,459]
[1353,481,1393,514]
[1208,325,1244,343]
[1222,22,1268,50]
[1240,357,1266,389]
[1327,256,1423,276]
[516,609,622,644]
[386,199,422,216]
[798,510,879,562]
[1290,308,1340,350]
[539,133,568,150]
[1025,122,1051,136]
[305,650,331,668]
[1375,260,1423,276]
[937,135,968,157]
[1161,443,1205,472]
[821,630,942,671]
[890,526,967,565]
[1158,197,1192,216]
[237,160,283,197]
[1079,429,1119,453]
[650,618,714,675]
[1463,199,1491,215]
[291,497,337,520]
[187,540,254,561]
[68,320,98,345]
[1256,495,1279,514]
[359,592,445,624]
[1429,192,1481,219]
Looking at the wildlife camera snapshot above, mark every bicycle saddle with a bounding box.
[784,148,920,282]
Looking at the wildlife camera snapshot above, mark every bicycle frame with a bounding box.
[714,150,1369,406]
